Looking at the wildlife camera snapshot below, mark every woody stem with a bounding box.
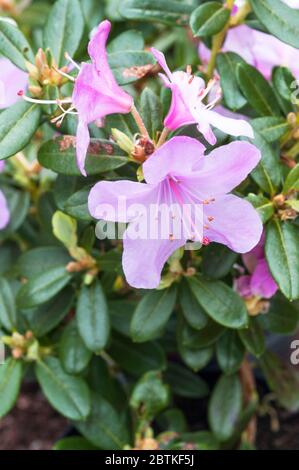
[239,356,258,445]
[131,104,150,140]
[206,0,235,80]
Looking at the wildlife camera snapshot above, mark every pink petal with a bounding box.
[164,82,196,131]
[184,141,261,197]
[143,136,206,185]
[250,259,278,299]
[242,231,265,273]
[76,119,90,177]
[123,235,185,289]
[204,194,263,253]
[0,58,28,109]
[0,161,5,173]
[150,48,173,81]
[235,275,253,298]
[88,180,158,223]
[203,109,254,139]
[0,189,9,230]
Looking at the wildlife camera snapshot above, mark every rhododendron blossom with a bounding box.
[151,48,254,145]
[0,58,28,109]
[235,233,278,299]
[72,20,133,176]
[89,137,262,289]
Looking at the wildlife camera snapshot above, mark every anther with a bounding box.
[202,237,210,246]
[208,216,214,222]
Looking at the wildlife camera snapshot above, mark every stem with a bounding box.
[131,104,150,140]
[157,127,170,148]
[285,140,299,158]
[230,1,252,27]
[206,0,235,80]
[239,357,258,446]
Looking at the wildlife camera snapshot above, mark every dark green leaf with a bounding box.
[208,373,242,441]
[251,117,289,143]
[246,193,274,223]
[60,320,92,374]
[43,0,84,67]
[130,371,170,419]
[202,243,238,279]
[77,280,110,353]
[179,343,213,372]
[130,287,177,342]
[165,362,209,399]
[238,318,265,357]
[0,358,22,418]
[249,0,299,49]
[216,52,247,110]
[76,393,129,450]
[179,279,208,330]
[0,101,41,160]
[38,137,128,176]
[216,330,245,374]
[266,220,299,300]
[283,163,299,194]
[53,437,99,450]
[17,247,71,279]
[178,317,224,349]
[261,294,299,334]
[140,88,163,138]
[119,0,193,26]
[188,276,248,329]
[109,51,155,85]
[17,266,72,308]
[35,356,90,421]
[250,132,282,195]
[190,2,230,37]
[0,18,34,70]
[0,278,16,331]
[237,62,280,116]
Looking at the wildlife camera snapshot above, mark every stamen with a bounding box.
[65,52,81,71]
[52,65,75,82]
[186,65,192,75]
[204,225,209,230]
[208,216,214,222]
[19,93,72,106]
[188,75,195,84]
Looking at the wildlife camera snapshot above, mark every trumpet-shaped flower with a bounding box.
[235,233,277,299]
[150,48,253,145]
[0,58,28,109]
[89,137,262,289]
[72,20,133,176]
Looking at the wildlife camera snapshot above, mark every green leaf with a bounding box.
[17,247,71,279]
[21,287,74,337]
[178,317,224,349]
[0,101,41,160]
[0,358,22,418]
[38,137,128,176]
[109,51,155,85]
[35,356,90,421]
[17,266,72,309]
[130,287,177,342]
[110,300,136,337]
[180,431,220,450]
[250,132,282,195]
[178,343,213,372]
[0,278,16,331]
[236,62,280,116]
[140,88,163,139]
[216,330,245,375]
[63,187,91,221]
[216,52,247,111]
[53,437,99,450]
[272,66,296,105]
[190,2,230,37]
[130,371,170,420]
[259,351,299,412]
[76,393,129,450]
[60,321,92,375]
[246,193,274,223]
[108,333,166,376]
[107,30,144,53]
[238,318,265,357]
[188,276,248,329]
[165,362,209,399]
[43,0,84,67]
[261,294,299,334]
[249,0,299,49]
[202,243,238,280]
[265,220,299,300]
[283,163,299,194]
[251,117,289,143]
[208,373,242,442]
[119,0,194,26]
[77,281,110,353]
[0,18,34,70]
[179,280,208,330]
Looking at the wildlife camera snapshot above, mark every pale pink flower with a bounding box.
[0,58,28,109]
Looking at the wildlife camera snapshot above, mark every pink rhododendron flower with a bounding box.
[199,0,299,81]
[0,58,28,109]
[89,137,262,289]
[150,48,253,145]
[72,20,133,176]
[235,233,278,299]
